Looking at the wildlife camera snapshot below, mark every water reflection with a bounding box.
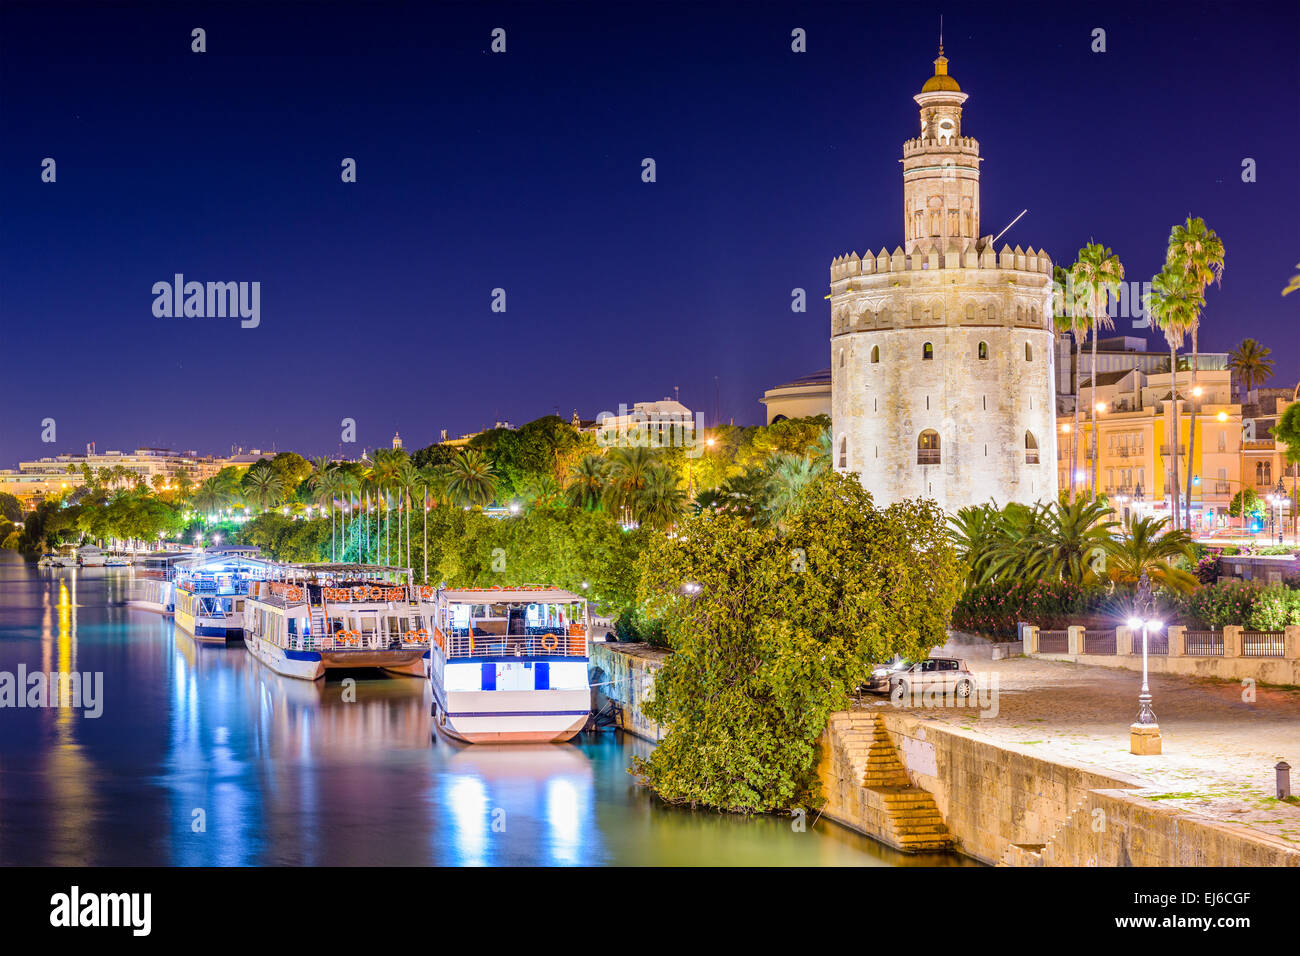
[0,555,973,866]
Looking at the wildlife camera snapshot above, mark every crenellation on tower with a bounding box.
[828,47,1059,513]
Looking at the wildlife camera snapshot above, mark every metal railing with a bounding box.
[1038,630,1068,653]
[916,450,941,466]
[1242,631,1285,658]
[285,631,430,653]
[1130,632,1168,655]
[1184,631,1223,656]
[446,630,587,659]
[1083,629,1116,655]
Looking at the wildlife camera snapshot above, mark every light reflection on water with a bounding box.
[0,555,973,866]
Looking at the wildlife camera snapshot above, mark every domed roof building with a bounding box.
[829,48,1059,512]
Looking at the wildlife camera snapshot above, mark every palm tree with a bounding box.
[766,453,818,525]
[446,449,497,508]
[605,447,656,523]
[1070,242,1124,497]
[637,465,687,531]
[565,454,609,510]
[1166,216,1226,529]
[1002,498,1118,585]
[396,460,422,571]
[1103,515,1197,593]
[191,477,229,517]
[305,458,336,559]
[1052,264,1088,502]
[241,462,284,513]
[1145,265,1203,531]
[948,502,1006,587]
[1227,338,1275,405]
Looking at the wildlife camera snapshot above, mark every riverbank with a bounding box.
[596,641,1300,866]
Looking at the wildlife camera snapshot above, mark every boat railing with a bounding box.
[445,629,587,659]
[285,630,431,653]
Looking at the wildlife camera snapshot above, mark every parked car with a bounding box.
[862,657,912,694]
[889,658,975,700]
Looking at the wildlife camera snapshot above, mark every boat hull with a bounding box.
[175,608,242,643]
[433,687,590,744]
[245,633,327,680]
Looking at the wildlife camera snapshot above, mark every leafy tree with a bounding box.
[0,492,21,523]
[631,471,962,812]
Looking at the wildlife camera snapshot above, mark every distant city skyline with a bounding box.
[2,2,1296,466]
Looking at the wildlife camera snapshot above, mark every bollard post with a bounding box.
[1278,762,1292,800]
[1223,625,1243,658]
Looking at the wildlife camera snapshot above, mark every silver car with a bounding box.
[863,657,912,693]
[889,657,975,699]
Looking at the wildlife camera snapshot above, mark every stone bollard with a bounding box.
[1117,626,1132,656]
[1067,625,1085,656]
[1167,625,1186,658]
[1023,625,1039,656]
[1223,625,1243,658]
[1284,626,1300,661]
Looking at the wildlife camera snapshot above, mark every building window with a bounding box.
[917,430,941,465]
[871,345,880,364]
[922,342,934,360]
[1025,342,1033,361]
[839,348,845,368]
[1025,431,1039,464]
[838,437,847,469]
[978,341,988,360]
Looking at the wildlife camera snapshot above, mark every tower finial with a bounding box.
[939,14,943,55]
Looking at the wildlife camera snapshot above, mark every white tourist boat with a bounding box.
[242,564,435,680]
[104,554,130,567]
[77,545,107,567]
[429,587,592,745]
[172,551,272,643]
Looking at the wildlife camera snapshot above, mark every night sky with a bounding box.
[1,0,1297,466]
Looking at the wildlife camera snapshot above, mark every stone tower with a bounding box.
[829,48,1058,512]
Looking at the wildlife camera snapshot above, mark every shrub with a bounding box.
[951,580,1110,638]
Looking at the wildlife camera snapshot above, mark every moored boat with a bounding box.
[242,564,435,680]
[172,553,272,643]
[77,545,107,567]
[429,587,592,745]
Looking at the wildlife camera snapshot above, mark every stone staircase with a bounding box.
[827,712,954,853]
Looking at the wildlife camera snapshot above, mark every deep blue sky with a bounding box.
[1,0,1297,465]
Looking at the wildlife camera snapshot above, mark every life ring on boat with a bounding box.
[286,587,303,603]
[540,633,558,652]
[369,586,384,601]
[419,586,434,600]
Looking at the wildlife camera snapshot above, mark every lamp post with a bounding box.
[1127,572,1162,755]
[1274,479,1287,545]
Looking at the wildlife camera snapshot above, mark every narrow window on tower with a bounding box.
[982,395,987,410]
[873,398,878,412]
[922,342,934,360]
[839,348,845,368]
[871,344,880,363]
[1026,431,1040,464]
[1025,342,1033,361]
[839,436,847,469]
[978,341,988,360]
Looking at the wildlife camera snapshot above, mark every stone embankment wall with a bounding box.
[820,710,1300,866]
[589,642,666,742]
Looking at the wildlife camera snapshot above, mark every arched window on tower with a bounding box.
[870,345,880,364]
[922,342,934,360]
[917,430,940,466]
[1025,431,1039,464]
[838,436,847,469]
[978,341,989,360]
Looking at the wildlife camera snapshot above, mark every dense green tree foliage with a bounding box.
[631,472,962,812]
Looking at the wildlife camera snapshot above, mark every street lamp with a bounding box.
[1126,615,1163,755]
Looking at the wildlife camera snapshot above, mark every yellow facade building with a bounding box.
[1058,369,1296,529]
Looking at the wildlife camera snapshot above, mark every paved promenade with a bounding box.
[858,656,1300,847]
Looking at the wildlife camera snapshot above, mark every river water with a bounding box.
[0,554,969,866]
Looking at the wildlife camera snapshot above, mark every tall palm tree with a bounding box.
[1145,265,1204,531]
[565,454,609,510]
[1070,242,1124,497]
[446,449,497,508]
[1166,216,1226,529]
[1052,264,1087,502]
[305,458,336,559]
[417,464,450,583]
[396,460,422,570]
[1227,338,1275,405]
[191,477,229,517]
[988,498,1117,585]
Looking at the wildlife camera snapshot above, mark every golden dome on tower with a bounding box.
[921,49,962,93]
